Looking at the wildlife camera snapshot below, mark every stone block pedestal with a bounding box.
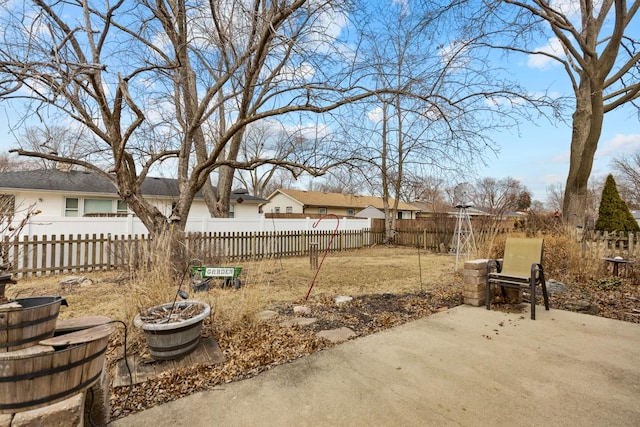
[462,259,488,307]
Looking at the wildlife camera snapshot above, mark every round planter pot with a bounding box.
[134,301,210,361]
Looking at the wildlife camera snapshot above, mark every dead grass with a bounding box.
[6,246,460,349]
[5,244,639,419]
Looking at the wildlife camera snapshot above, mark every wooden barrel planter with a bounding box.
[0,296,67,352]
[0,322,113,413]
[134,301,210,361]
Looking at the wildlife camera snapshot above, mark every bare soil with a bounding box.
[5,246,639,420]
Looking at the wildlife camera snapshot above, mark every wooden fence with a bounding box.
[582,231,640,259]
[1,229,384,278]
[3,229,639,278]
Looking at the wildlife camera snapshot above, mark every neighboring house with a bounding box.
[355,205,386,219]
[264,189,419,219]
[0,169,266,221]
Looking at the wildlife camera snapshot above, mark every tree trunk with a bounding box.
[563,78,605,228]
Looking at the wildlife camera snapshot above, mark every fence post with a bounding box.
[309,242,318,270]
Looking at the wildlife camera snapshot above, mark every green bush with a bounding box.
[595,174,640,232]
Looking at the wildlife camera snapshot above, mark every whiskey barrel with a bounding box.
[0,296,66,352]
[0,323,113,413]
[134,301,210,361]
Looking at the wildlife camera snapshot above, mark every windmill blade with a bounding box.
[453,183,474,208]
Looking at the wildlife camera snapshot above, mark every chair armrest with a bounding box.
[531,263,545,281]
[486,259,503,274]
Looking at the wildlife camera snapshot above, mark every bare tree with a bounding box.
[612,152,640,208]
[0,153,30,172]
[399,173,449,204]
[479,0,640,227]
[0,0,385,269]
[473,177,529,217]
[546,183,565,212]
[17,125,104,169]
[347,0,554,243]
[311,166,366,195]
[234,120,293,198]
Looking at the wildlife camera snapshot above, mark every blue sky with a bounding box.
[0,1,638,206]
[473,33,640,203]
[476,0,640,203]
[478,105,640,203]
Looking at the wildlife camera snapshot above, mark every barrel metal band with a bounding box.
[0,312,58,331]
[0,370,102,411]
[0,344,107,383]
[147,335,200,353]
[1,330,55,350]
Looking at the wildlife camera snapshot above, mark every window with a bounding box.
[347,208,355,217]
[274,207,280,214]
[228,204,235,218]
[84,199,112,214]
[318,207,327,215]
[117,200,128,214]
[286,206,293,214]
[397,211,409,219]
[65,198,128,217]
[0,194,15,216]
[65,198,79,217]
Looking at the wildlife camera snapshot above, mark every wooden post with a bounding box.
[309,242,318,270]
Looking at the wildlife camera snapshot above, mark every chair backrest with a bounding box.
[500,237,544,277]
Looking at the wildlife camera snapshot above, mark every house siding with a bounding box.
[0,189,262,223]
[265,193,303,214]
[265,190,418,219]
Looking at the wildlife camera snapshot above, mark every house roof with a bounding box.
[0,169,266,203]
[269,189,419,211]
[355,205,386,219]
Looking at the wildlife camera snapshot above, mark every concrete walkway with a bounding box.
[112,305,640,427]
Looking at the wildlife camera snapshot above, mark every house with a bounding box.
[264,189,419,219]
[0,168,266,221]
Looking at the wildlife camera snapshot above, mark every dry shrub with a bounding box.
[541,232,583,281]
[477,229,601,284]
[476,231,511,260]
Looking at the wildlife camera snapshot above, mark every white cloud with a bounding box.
[275,62,316,84]
[367,107,383,123]
[439,40,471,69]
[550,0,583,19]
[527,37,564,69]
[392,0,410,15]
[283,122,330,140]
[596,133,640,158]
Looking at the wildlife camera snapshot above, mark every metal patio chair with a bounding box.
[486,237,549,320]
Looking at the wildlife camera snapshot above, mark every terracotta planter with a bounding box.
[134,301,210,361]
